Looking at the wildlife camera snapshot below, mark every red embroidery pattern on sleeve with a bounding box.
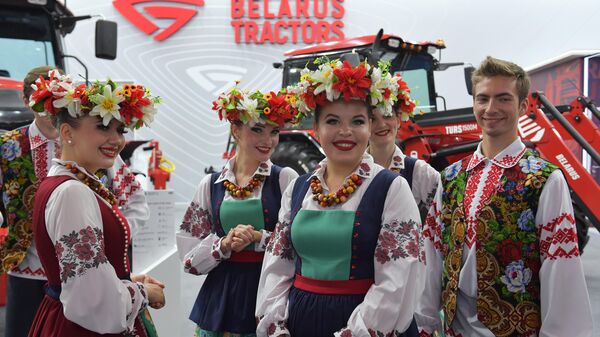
[266,320,288,336]
[179,202,212,238]
[375,219,420,264]
[266,221,295,260]
[55,226,108,283]
[539,212,579,260]
[111,165,142,207]
[423,206,443,251]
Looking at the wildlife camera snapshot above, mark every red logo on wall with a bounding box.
[113,0,205,41]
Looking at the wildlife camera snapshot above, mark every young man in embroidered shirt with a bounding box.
[415,56,593,337]
[0,66,149,337]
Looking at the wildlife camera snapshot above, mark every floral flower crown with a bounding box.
[286,57,416,119]
[212,84,304,127]
[394,75,416,121]
[29,70,161,130]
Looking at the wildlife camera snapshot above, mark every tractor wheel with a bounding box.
[271,141,324,175]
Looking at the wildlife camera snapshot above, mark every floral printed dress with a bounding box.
[28,161,149,337]
[256,154,425,337]
[415,139,593,337]
[177,159,297,336]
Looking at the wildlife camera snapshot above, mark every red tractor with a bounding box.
[230,29,600,252]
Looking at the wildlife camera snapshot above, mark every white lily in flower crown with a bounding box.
[238,95,260,123]
[52,81,82,117]
[140,104,158,125]
[312,61,340,101]
[88,85,124,125]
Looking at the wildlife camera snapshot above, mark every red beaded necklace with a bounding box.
[310,174,362,207]
[223,174,265,199]
[64,163,117,206]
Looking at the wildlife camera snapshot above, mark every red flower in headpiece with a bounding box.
[267,92,293,126]
[332,61,372,102]
[119,86,151,124]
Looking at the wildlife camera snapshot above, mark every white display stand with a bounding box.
[133,190,176,272]
[132,190,182,337]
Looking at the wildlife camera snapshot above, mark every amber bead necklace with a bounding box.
[64,163,117,206]
[310,174,362,207]
[223,175,265,199]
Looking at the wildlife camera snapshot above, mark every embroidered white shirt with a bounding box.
[44,161,148,333]
[416,138,593,337]
[176,158,298,275]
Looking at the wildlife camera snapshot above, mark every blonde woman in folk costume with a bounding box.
[368,75,439,220]
[256,58,424,337]
[27,72,165,337]
[176,87,303,337]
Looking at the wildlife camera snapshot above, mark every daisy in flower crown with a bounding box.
[28,70,161,130]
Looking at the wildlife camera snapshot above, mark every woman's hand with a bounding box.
[220,229,236,254]
[145,281,166,309]
[221,225,257,253]
[230,224,256,252]
[133,274,166,309]
[131,274,165,289]
[252,230,262,243]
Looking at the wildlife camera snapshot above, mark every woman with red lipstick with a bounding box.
[368,75,440,221]
[26,75,165,337]
[177,87,302,337]
[256,59,424,337]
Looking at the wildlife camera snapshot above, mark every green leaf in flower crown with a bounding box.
[31,101,45,113]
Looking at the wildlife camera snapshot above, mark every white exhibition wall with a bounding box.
[64,0,600,202]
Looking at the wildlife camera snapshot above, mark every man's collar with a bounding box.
[467,138,527,171]
[28,122,58,149]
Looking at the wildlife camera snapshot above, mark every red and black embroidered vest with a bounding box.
[0,126,37,273]
[440,150,557,337]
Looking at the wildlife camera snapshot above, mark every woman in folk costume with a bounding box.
[28,72,165,337]
[256,58,425,337]
[176,87,302,337]
[367,75,440,220]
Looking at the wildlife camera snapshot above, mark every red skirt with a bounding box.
[28,294,148,337]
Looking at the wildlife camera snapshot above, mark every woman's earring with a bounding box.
[67,140,72,144]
